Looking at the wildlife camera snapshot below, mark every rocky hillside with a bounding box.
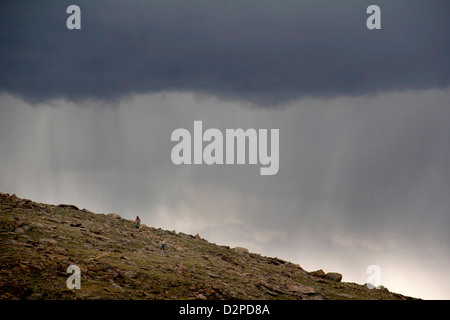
[0,192,416,300]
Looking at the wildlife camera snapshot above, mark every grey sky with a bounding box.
[0,1,449,299]
[1,89,449,299]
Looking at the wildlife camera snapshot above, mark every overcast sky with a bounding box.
[1,1,449,299]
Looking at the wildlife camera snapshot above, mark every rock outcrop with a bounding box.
[325,272,343,282]
[233,247,249,254]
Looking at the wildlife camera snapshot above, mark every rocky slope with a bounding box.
[0,192,416,300]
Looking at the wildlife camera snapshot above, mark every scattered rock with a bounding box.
[336,293,355,299]
[42,206,53,214]
[39,238,57,247]
[58,204,79,210]
[176,264,187,272]
[310,269,326,277]
[70,223,82,228]
[53,247,67,254]
[208,272,220,278]
[379,285,389,292]
[233,247,249,254]
[288,284,316,294]
[19,200,35,209]
[108,213,122,219]
[8,239,33,247]
[325,272,342,282]
[194,234,201,240]
[14,228,25,234]
[205,289,216,297]
[195,293,207,300]
[26,293,44,300]
[110,282,125,291]
[31,222,44,229]
[91,227,103,234]
[87,251,110,261]
[18,234,34,243]
[122,270,138,279]
[120,255,133,261]
[178,232,194,239]
[21,224,33,232]
[268,257,285,265]
[291,263,304,271]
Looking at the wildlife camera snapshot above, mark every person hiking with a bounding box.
[160,238,166,251]
[135,216,141,229]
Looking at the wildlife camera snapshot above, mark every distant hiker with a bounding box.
[135,216,141,229]
[160,238,166,251]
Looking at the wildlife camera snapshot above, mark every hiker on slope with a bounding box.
[160,238,166,251]
[135,216,141,229]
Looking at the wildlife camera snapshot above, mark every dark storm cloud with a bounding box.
[0,0,449,105]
